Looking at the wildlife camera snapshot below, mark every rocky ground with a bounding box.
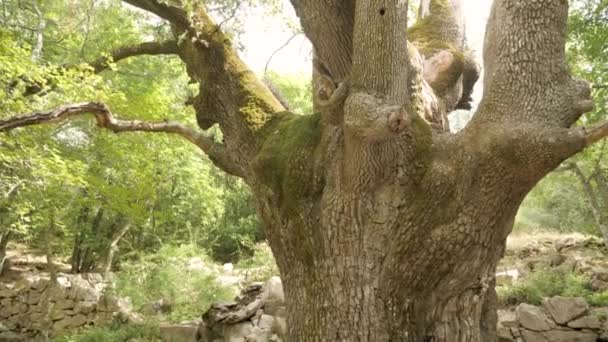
[1,234,607,341]
[497,233,608,342]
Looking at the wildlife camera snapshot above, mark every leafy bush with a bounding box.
[497,267,608,307]
[53,322,160,342]
[113,244,234,322]
[236,243,279,282]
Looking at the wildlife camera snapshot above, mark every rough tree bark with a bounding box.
[2,0,608,340]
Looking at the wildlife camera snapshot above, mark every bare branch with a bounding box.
[123,0,190,29]
[89,40,178,73]
[585,120,608,147]
[264,32,301,75]
[0,103,244,177]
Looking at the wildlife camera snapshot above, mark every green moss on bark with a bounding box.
[253,112,322,212]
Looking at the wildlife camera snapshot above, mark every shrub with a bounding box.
[497,267,608,307]
[113,244,234,322]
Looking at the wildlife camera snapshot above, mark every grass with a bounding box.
[497,267,608,307]
[112,244,234,323]
[53,322,161,342]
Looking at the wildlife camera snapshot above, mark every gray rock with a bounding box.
[567,315,601,329]
[74,301,96,314]
[54,298,75,310]
[497,326,514,342]
[0,331,24,342]
[0,289,16,298]
[262,277,284,316]
[256,314,274,331]
[517,304,551,331]
[521,330,547,342]
[224,322,254,342]
[542,330,597,342]
[543,296,588,325]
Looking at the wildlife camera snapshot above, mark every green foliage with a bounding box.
[53,322,161,342]
[497,267,608,307]
[236,243,279,282]
[113,244,234,323]
[264,71,312,115]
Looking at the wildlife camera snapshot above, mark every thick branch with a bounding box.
[123,0,190,29]
[0,103,243,177]
[289,0,355,82]
[351,0,409,103]
[16,40,178,97]
[474,0,594,127]
[585,120,608,147]
[88,40,178,73]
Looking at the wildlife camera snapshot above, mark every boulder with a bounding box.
[543,296,588,325]
[262,277,284,316]
[516,304,551,331]
[224,322,254,342]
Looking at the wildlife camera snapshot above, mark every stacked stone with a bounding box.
[498,296,607,342]
[0,273,135,340]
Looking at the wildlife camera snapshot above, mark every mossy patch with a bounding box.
[408,0,458,55]
[253,112,323,213]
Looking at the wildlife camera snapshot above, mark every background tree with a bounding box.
[2,0,608,341]
[519,0,608,243]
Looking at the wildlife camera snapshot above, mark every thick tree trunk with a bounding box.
[254,177,515,340]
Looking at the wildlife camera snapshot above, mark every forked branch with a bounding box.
[0,103,243,177]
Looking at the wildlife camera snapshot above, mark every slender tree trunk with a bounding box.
[0,231,11,275]
[571,164,608,246]
[103,220,131,277]
[31,0,46,62]
[45,210,57,282]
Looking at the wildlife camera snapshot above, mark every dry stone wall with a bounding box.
[498,296,608,342]
[0,273,137,340]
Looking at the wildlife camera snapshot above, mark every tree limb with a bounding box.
[0,103,244,177]
[123,0,190,29]
[289,0,355,82]
[16,40,178,97]
[585,120,608,147]
[88,40,178,73]
[474,0,594,128]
